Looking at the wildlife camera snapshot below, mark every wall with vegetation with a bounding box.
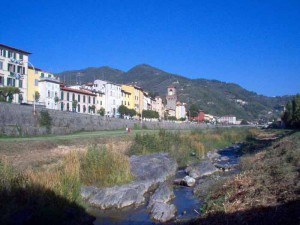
[0,102,206,136]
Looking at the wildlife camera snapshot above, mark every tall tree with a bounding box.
[282,94,300,128]
[189,104,199,117]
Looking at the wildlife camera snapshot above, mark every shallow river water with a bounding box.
[88,145,240,225]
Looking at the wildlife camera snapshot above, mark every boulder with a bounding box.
[148,182,177,222]
[185,160,218,179]
[148,182,174,208]
[151,202,176,223]
[81,153,178,209]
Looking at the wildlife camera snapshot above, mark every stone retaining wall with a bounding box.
[0,102,207,136]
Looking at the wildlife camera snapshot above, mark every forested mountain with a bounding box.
[57,64,292,120]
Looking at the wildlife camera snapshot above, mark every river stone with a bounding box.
[151,202,176,222]
[207,151,221,160]
[130,152,177,182]
[81,152,177,209]
[185,160,218,179]
[182,176,196,187]
[148,182,175,208]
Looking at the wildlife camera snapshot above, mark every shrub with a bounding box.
[80,145,132,187]
[39,110,52,132]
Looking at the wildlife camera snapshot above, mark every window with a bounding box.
[88,96,90,104]
[61,102,64,111]
[78,94,80,102]
[61,91,64,100]
[83,96,86,103]
[1,49,7,57]
[8,63,14,72]
[0,61,3,70]
[7,78,12,86]
[0,76,3,85]
[41,73,44,78]
[19,54,23,60]
[100,100,102,105]
[19,80,23,88]
[17,66,22,73]
[67,92,69,101]
[48,90,50,98]
[72,93,75,101]
[93,97,95,104]
[34,79,38,86]
[67,103,69,111]
[78,104,80,112]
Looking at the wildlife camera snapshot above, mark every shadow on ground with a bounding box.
[184,200,300,225]
[0,184,94,225]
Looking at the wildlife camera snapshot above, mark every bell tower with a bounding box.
[166,85,177,111]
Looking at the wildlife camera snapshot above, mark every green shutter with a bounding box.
[41,73,44,78]
[19,80,23,88]
[3,50,6,57]
[61,91,63,100]
[13,79,16,87]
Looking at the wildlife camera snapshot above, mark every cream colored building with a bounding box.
[0,44,30,103]
[60,85,97,114]
[152,96,164,119]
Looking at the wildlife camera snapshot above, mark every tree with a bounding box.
[35,91,40,102]
[89,105,96,113]
[0,87,20,102]
[128,109,137,117]
[167,116,177,121]
[19,94,23,104]
[142,110,159,119]
[54,96,59,104]
[97,107,105,116]
[118,105,129,118]
[189,104,199,117]
[282,94,300,128]
[72,100,78,112]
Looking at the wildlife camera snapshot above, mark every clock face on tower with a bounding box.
[168,89,173,95]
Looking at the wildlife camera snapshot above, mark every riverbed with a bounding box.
[87,145,241,225]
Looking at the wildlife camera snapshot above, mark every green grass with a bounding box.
[0,129,161,142]
[80,145,133,187]
[129,128,255,166]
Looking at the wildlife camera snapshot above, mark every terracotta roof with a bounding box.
[0,44,32,55]
[60,86,96,96]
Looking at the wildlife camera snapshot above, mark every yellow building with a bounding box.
[121,84,135,110]
[27,66,55,103]
[121,84,144,116]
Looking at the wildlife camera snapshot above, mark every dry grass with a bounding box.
[202,131,300,216]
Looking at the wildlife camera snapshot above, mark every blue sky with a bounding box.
[1,0,299,96]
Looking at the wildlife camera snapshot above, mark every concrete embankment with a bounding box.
[0,102,207,136]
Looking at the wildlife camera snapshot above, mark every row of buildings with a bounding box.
[0,44,187,120]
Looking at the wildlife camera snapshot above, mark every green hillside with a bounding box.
[57,64,292,120]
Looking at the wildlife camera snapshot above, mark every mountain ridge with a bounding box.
[56,64,292,120]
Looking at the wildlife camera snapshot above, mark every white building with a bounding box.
[0,44,30,103]
[93,80,121,117]
[218,115,237,125]
[176,102,187,120]
[143,92,151,110]
[38,77,60,110]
